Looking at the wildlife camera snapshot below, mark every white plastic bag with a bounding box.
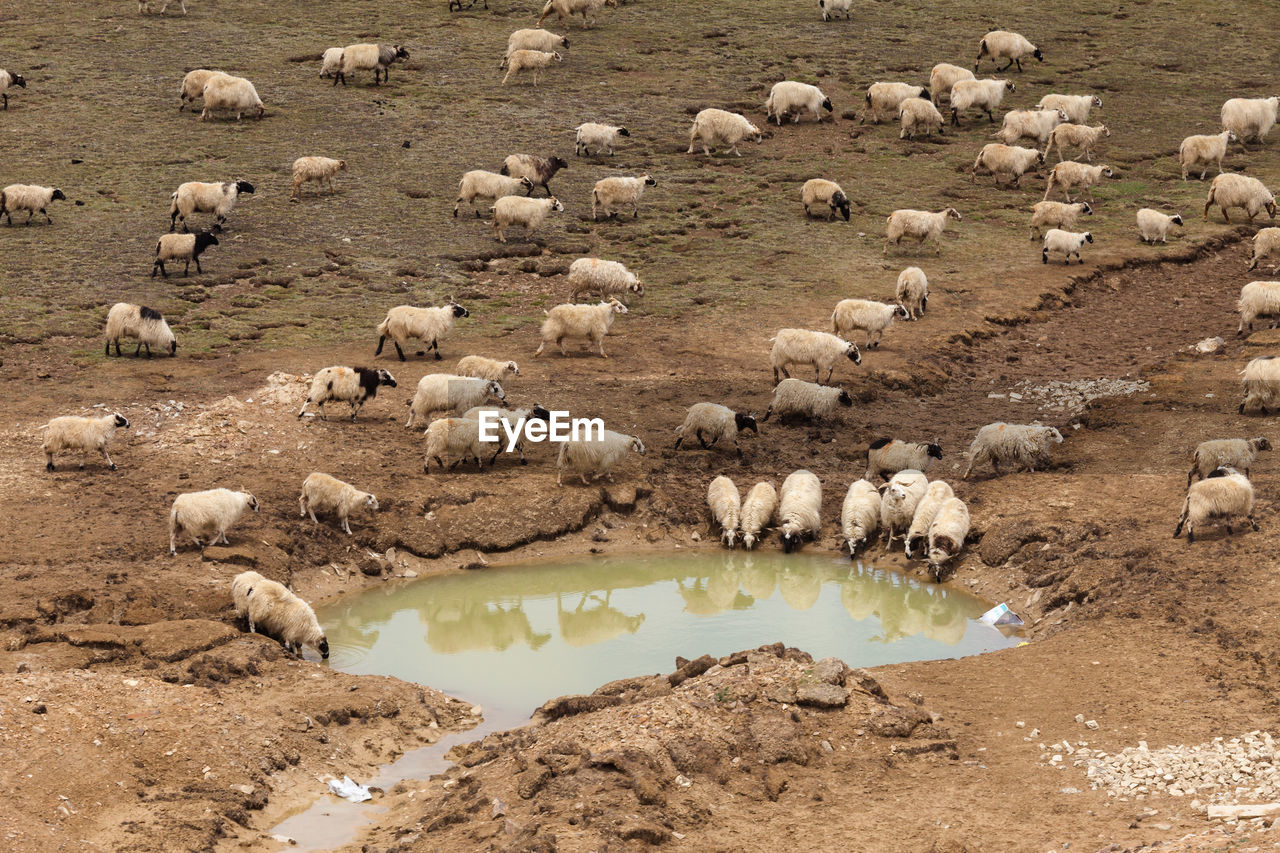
[979,602,1024,628]
[328,776,372,803]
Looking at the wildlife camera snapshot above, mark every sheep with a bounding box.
[963,422,1063,478]
[299,472,377,535]
[537,0,617,29]
[200,74,263,121]
[0,69,27,110]
[535,298,628,357]
[926,497,970,579]
[556,429,645,485]
[291,156,347,200]
[0,185,66,226]
[831,299,909,349]
[1042,228,1093,264]
[320,48,344,79]
[406,375,505,428]
[1188,438,1272,485]
[138,0,186,13]
[169,488,259,555]
[506,28,570,56]
[501,49,562,86]
[1178,130,1236,181]
[740,482,777,550]
[454,170,534,218]
[865,437,942,481]
[169,179,255,232]
[879,469,928,550]
[1036,94,1101,124]
[1204,173,1277,224]
[456,355,519,382]
[334,44,409,86]
[463,404,552,465]
[1239,281,1280,333]
[242,576,329,659]
[179,69,225,111]
[1028,200,1092,241]
[885,208,961,254]
[777,469,822,553]
[949,79,1014,126]
[904,479,955,559]
[766,81,834,125]
[1221,97,1280,146]
[801,179,851,221]
[1044,123,1110,163]
[761,378,853,422]
[1248,229,1280,272]
[298,366,397,421]
[500,154,569,196]
[974,30,1043,73]
[375,302,469,361]
[1239,355,1280,414]
[995,108,1067,146]
[839,479,880,556]
[971,143,1044,187]
[1174,468,1258,543]
[567,257,644,303]
[592,174,656,220]
[423,416,488,470]
[928,63,973,105]
[707,475,742,547]
[1042,161,1114,203]
[1137,209,1184,244]
[673,403,759,458]
[104,303,177,358]
[862,82,927,125]
[41,412,129,472]
[231,570,262,623]
[769,328,860,383]
[574,123,630,156]
[448,0,488,12]
[898,97,945,139]
[819,0,851,20]
[492,195,563,242]
[688,109,763,157]
[151,231,218,277]
[896,266,929,318]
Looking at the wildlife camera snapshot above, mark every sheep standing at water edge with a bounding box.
[242,576,328,659]
[740,482,777,550]
[879,469,928,551]
[708,476,742,547]
[840,479,880,556]
[926,497,970,579]
[778,469,821,553]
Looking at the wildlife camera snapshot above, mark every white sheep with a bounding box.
[334,44,409,86]
[963,422,1064,478]
[501,49,562,86]
[898,97,944,139]
[567,258,644,303]
[456,355,519,382]
[462,404,551,465]
[862,81,928,124]
[1221,97,1280,146]
[1188,437,1272,485]
[1042,228,1093,264]
[1204,173,1277,224]
[926,497,970,579]
[500,154,569,196]
[492,195,563,242]
[801,179,850,221]
[1239,355,1280,414]
[1174,468,1258,544]
[1036,93,1101,124]
[574,122,630,156]
[740,482,777,550]
[169,180,255,232]
[1248,229,1280,273]
[949,78,1014,126]
[896,266,929,317]
[406,374,505,428]
[766,81,834,125]
[0,69,26,110]
[299,472,377,535]
[507,28,570,56]
[778,469,821,553]
[885,208,961,254]
[904,479,956,559]
[291,156,346,200]
[1178,130,1235,181]
[839,479,880,556]
[298,366,398,421]
[1042,161,1114,203]
[423,416,489,470]
[707,475,742,547]
[556,429,645,485]
[865,437,942,481]
[1028,200,1092,241]
[761,378,852,422]
[0,185,66,226]
[151,232,218,277]
[592,174,656,220]
[200,74,263,121]
[41,412,130,472]
[996,108,1066,146]
[169,488,259,555]
[537,0,617,29]
[1239,281,1280,333]
[454,170,534,218]
[971,143,1044,187]
[974,30,1043,73]
[688,109,763,157]
[320,48,344,79]
[535,298,627,357]
[231,570,262,623]
[831,299,909,349]
[928,63,973,105]
[819,0,851,20]
[375,302,469,362]
[880,469,928,550]
[1136,208,1184,244]
[243,577,328,659]
[769,327,861,383]
[104,303,177,358]
[673,403,758,458]
[179,69,225,111]
[1044,123,1109,163]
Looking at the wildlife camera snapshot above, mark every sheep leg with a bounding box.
[1250,514,1260,531]
[342,517,353,535]
[557,336,567,356]
[695,429,709,449]
[316,401,328,421]
[998,59,1014,72]
[595,333,608,358]
[985,109,994,123]
[430,339,442,360]
[45,453,54,472]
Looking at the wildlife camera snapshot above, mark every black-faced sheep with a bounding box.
[104,303,177,358]
[904,479,955,559]
[500,154,569,196]
[974,30,1042,73]
[1204,173,1277,224]
[41,413,130,472]
[801,179,850,221]
[152,232,218,277]
[761,378,852,423]
[376,302,469,361]
[1136,209,1183,244]
[592,175,656,220]
[334,44,409,86]
[298,366,397,421]
[1188,437,1271,485]
[0,69,27,110]
[767,81,833,125]
[673,403,758,458]
[0,184,67,225]
[170,180,255,232]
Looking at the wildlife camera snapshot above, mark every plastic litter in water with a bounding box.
[979,603,1024,628]
[327,776,371,803]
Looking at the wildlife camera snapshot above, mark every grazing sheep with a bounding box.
[591,174,656,220]
[1044,123,1109,163]
[556,429,645,485]
[885,208,961,254]
[831,299,909,348]
[740,482,777,550]
[673,403,758,458]
[1137,209,1184,244]
[376,302,469,361]
[0,69,27,110]
[1249,229,1280,273]
[1204,173,1277,224]
[1042,228,1093,264]
[778,469,822,553]
[406,374,505,428]
[537,0,617,29]
[963,422,1064,478]
[926,497,970,578]
[454,170,534,218]
[708,475,742,547]
[801,179,851,221]
[501,49,562,86]
[1174,468,1258,543]
[819,0,851,20]
[688,109,763,157]
[880,469,928,550]
[574,123,629,156]
[567,257,644,303]
[904,479,955,559]
[898,97,945,139]
[291,156,347,200]
[995,108,1067,146]
[971,143,1044,187]
[769,328,861,383]
[41,412,129,472]
[1188,437,1272,485]
[200,74,263,121]
[242,576,328,659]
[535,298,627,357]
[151,232,218,277]
[423,416,488,470]
[456,355,519,382]
[448,0,488,11]
[761,378,852,422]
[179,69,225,111]
[492,195,563,242]
[1036,94,1101,124]
[104,303,177,358]
[506,28,570,56]
[949,78,1014,126]
[840,479,880,556]
[298,366,397,421]
[464,404,552,465]
[169,488,259,555]
[501,154,569,196]
[1028,200,1092,241]
[1239,355,1280,414]
[896,266,929,317]
[334,43,409,86]
[1221,97,1280,146]
[766,81,834,125]
[299,472,377,535]
[865,437,942,482]
[139,0,186,13]
[1042,161,1114,203]
[231,570,262,622]
[1239,281,1280,333]
[1178,130,1236,181]
[169,179,255,232]
[320,48,344,79]
[974,30,1042,73]
[864,82,929,125]
[928,63,973,105]
[0,185,66,225]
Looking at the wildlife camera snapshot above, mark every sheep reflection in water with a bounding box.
[556,591,645,647]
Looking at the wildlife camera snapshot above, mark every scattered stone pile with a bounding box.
[1002,377,1151,414]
